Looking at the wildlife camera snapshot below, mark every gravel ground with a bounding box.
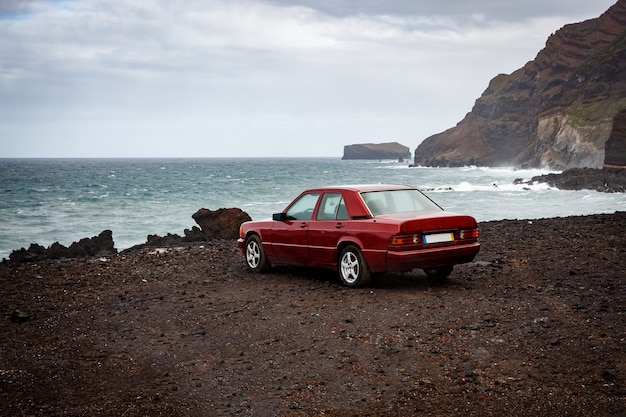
[1,213,625,416]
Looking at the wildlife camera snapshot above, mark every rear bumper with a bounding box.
[384,242,480,272]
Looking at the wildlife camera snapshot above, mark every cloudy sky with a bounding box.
[0,0,618,158]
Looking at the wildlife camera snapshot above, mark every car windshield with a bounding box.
[361,189,441,216]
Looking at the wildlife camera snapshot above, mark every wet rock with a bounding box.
[521,167,626,193]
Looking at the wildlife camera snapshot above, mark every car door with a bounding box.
[307,192,350,266]
[271,192,320,265]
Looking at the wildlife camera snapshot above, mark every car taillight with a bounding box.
[455,228,479,240]
[239,225,244,239]
[389,234,422,246]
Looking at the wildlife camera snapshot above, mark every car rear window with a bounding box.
[361,189,441,215]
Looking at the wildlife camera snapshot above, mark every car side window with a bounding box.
[317,193,339,220]
[285,193,320,220]
[336,199,349,220]
[316,193,349,220]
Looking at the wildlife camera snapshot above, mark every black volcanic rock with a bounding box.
[4,208,254,263]
[515,167,626,192]
[124,208,253,252]
[414,1,626,169]
[67,230,116,258]
[8,230,117,263]
[342,142,411,160]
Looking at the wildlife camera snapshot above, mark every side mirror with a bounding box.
[272,212,287,221]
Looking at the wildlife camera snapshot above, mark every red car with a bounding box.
[237,184,480,287]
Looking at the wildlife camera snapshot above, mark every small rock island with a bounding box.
[342,142,411,161]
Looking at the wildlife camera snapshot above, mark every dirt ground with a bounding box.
[1,213,625,416]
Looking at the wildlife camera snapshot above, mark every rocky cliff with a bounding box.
[342,142,411,160]
[604,107,626,167]
[413,0,626,169]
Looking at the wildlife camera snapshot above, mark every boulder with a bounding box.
[191,208,252,240]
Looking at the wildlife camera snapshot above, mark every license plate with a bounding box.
[423,232,454,244]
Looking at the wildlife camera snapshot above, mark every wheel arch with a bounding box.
[336,239,363,264]
[243,232,272,273]
[244,230,275,261]
[244,230,261,241]
[337,237,388,273]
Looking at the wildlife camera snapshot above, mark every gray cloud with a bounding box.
[0,0,618,157]
[263,0,615,21]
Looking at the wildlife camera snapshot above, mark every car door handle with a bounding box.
[300,222,307,228]
[334,222,343,229]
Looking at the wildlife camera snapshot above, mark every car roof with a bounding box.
[305,184,415,193]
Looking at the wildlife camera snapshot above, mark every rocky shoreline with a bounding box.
[1,213,625,416]
[516,167,626,193]
[5,207,251,264]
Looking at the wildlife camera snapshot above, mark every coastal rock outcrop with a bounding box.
[5,208,253,263]
[413,0,626,169]
[342,142,411,160]
[516,167,626,192]
[130,208,252,249]
[8,230,116,263]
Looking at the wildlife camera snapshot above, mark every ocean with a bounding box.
[1,158,625,259]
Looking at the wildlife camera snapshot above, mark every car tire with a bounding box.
[338,245,372,288]
[245,235,271,273]
[424,266,453,281]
